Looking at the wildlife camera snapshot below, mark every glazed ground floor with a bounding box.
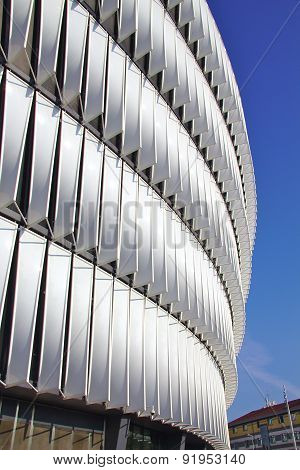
[0,391,213,450]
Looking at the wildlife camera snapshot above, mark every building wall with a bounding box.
[230,408,300,449]
[0,0,255,450]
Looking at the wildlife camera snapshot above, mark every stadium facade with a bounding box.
[0,0,256,450]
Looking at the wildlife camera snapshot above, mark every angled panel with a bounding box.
[7,0,33,70]
[38,243,71,394]
[98,149,122,265]
[0,72,33,210]
[117,165,138,276]
[104,40,126,140]
[134,0,152,60]
[64,256,93,399]
[84,18,108,122]
[109,280,129,408]
[62,0,88,105]
[122,60,142,156]
[37,0,65,85]
[144,300,158,414]
[53,113,83,241]
[27,94,60,227]
[137,80,156,171]
[6,230,46,388]
[0,217,17,326]
[118,0,137,42]
[127,290,145,413]
[133,180,153,288]
[87,268,113,404]
[76,132,104,253]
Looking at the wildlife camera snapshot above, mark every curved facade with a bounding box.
[0,0,256,450]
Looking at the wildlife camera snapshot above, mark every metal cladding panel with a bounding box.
[183,55,200,123]
[161,208,179,305]
[157,308,171,419]
[63,0,88,105]
[118,0,137,42]
[148,194,167,297]
[100,0,119,23]
[122,60,142,156]
[133,180,153,287]
[27,94,60,227]
[167,0,183,9]
[7,0,33,66]
[173,36,191,109]
[189,0,204,43]
[53,113,83,240]
[161,17,179,94]
[98,149,122,265]
[84,18,108,122]
[0,217,17,325]
[182,238,198,322]
[194,342,205,430]
[137,80,156,171]
[38,243,71,394]
[64,256,93,399]
[152,97,170,185]
[135,0,152,60]
[104,40,126,140]
[6,230,46,387]
[37,0,64,85]
[0,72,33,210]
[164,115,181,198]
[178,325,190,425]
[172,223,190,313]
[197,2,212,59]
[109,279,129,408]
[148,0,166,77]
[117,165,138,276]
[169,318,181,422]
[185,146,201,220]
[144,300,158,414]
[175,131,192,209]
[127,290,144,413]
[87,268,113,404]
[178,0,196,28]
[187,332,197,428]
[76,133,104,253]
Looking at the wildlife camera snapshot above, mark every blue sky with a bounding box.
[207,0,300,420]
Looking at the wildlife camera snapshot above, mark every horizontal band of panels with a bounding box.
[81,0,254,303]
[0,0,252,311]
[0,221,229,448]
[158,0,256,247]
[0,89,239,397]
[0,64,246,352]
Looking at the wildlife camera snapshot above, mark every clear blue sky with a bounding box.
[208,0,300,420]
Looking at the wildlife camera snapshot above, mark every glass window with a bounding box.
[72,428,90,450]
[0,417,15,450]
[52,426,73,450]
[268,418,273,425]
[279,415,284,424]
[29,422,52,450]
[13,418,31,450]
[90,431,104,450]
[243,424,248,431]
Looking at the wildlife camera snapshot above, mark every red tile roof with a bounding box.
[229,399,300,427]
